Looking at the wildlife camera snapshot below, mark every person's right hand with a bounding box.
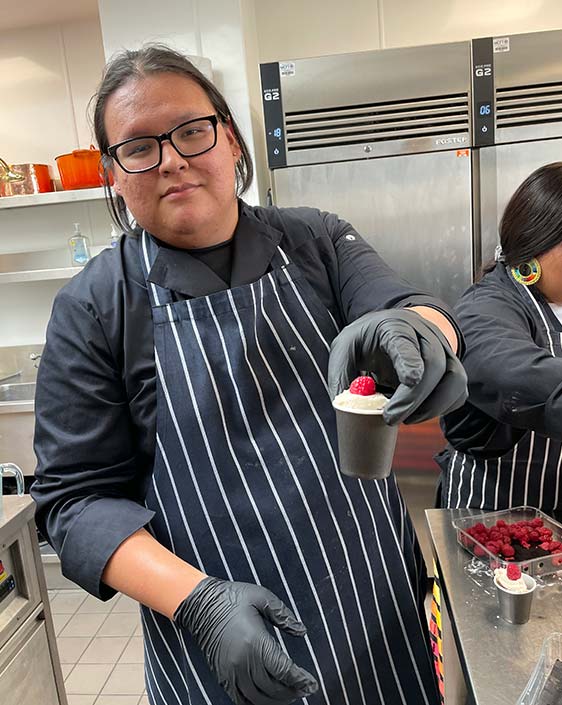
[174,576,318,705]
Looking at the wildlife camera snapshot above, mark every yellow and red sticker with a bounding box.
[0,560,6,584]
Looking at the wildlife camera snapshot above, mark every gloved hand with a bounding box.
[328,308,467,426]
[174,576,318,705]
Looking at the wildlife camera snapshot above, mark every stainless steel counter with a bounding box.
[426,508,562,705]
[0,495,67,704]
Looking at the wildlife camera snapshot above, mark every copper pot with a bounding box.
[0,159,54,197]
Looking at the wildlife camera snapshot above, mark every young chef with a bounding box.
[438,162,562,518]
[32,44,467,705]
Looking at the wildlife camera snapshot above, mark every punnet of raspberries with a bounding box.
[349,376,376,396]
[461,517,562,561]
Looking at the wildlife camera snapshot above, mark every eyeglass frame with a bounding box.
[105,114,220,174]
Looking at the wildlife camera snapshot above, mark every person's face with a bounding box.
[104,73,240,248]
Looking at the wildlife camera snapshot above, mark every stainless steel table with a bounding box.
[0,495,67,704]
[426,508,562,705]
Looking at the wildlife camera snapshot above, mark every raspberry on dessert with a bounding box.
[506,563,522,581]
[349,376,376,396]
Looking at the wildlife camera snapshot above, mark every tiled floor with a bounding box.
[50,584,434,705]
[49,588,147,705]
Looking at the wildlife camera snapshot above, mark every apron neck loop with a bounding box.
[139,230,174,308]
[275,245,291,267]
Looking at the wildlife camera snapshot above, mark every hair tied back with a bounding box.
[494,245,506,263]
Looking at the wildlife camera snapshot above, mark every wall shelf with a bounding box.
[0,187,106,210]
[0,267,83,284]
[0,246,108,285]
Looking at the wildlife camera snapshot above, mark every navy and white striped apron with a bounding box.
[138,230,438,705]
[438,277,562,514]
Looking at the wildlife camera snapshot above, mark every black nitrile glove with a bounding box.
[328,309,468,426]
[174,577,318,705]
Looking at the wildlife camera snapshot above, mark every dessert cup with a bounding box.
[494,573,536,624]
[332,404,399,480]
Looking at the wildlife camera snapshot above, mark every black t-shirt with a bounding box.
[187,239,233,286]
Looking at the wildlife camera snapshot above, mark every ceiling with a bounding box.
[0,0,99,32]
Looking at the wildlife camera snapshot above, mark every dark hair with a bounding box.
[482,162,562,275]
[90,44,253,233]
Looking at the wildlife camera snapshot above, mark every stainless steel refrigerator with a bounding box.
[473,29,562,270]
[260,41,474,307]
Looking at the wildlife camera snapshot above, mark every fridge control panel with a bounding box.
[472,37,495,146]
[260,62,287,169]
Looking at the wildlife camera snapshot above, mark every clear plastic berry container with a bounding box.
[452,506,562,578]
[516,633,562,705]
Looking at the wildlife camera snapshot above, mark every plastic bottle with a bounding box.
[110,224,121,248]
[68,222,91,266]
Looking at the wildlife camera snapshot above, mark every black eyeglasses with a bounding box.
[106,114,219,173]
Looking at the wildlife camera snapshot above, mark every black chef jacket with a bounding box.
[31,202,461,598]
[442,263,562,458]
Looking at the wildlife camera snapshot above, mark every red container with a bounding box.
[56,147,105,190]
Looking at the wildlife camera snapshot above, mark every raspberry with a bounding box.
[528,530,540,542]
[474,545,486,557]
[349,376,376,396]
[506,564,522,580]
[501,544,515,557]
[496,520,507,528]
[531,518,543,527]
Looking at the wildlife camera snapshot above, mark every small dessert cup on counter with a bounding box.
[332,376,398,480]
[494,564,537,624]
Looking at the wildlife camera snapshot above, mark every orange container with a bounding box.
[56,146,106,190]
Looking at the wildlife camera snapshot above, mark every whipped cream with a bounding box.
[333,389,388,412]
[494,567,529,594]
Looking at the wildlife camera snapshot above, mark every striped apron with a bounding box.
[138,230,438,705]
[438,279,562,514]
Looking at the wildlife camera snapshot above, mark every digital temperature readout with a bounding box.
[478,103,492,116]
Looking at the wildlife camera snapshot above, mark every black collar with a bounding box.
[146,202,283,298]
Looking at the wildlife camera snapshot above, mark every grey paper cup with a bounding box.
[333,403,399,480]
[494,573,536,625]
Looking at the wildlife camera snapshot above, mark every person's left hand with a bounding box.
[328,308,468,425]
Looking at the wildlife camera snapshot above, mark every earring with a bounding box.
[511,258,541,286]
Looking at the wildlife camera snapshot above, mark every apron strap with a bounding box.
[139,230,174,307]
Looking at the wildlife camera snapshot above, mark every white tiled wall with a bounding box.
[254,0,382,62]
[253,0,562,59]
[0,17,105,164]
[97,0,262,206]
